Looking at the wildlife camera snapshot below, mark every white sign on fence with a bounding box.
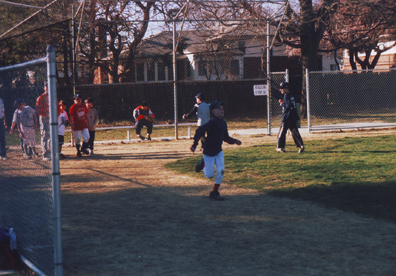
[253,84,268,96]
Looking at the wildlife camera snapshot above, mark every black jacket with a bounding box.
[281,93,300,123]
[193,116,238,156]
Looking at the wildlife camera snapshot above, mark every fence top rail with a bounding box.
[0,57,47,72]
[64,122,197,131]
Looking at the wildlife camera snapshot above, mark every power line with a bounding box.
[0,0,43,9]
[0,0,62,40]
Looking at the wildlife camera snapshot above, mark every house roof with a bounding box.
[125,23,282,61]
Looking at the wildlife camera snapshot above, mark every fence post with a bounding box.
[306,68,311,133]
[47,44,63,276]
[266,18,271,135]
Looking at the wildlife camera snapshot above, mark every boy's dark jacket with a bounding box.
[193,116,238,156]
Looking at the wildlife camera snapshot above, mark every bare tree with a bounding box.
[325,0,396,70]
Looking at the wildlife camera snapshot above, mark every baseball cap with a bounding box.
[279,82,289,89]
[13,100,20,107]
[141,101,148,107]
[72,94,81,99]
[210,100,224,111]
[195,93,205,101]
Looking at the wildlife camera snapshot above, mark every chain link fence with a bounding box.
[0,47,62,276]
[308,69,396,131]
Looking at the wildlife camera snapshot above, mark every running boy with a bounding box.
[85,97,99,155]
[190,100,242,201]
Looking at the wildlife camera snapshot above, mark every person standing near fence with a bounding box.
[16,100,40,159]
[10,100,29,156]
[276,82,304,153]
[190,100,242,201]
[58,100,69,159]
[85,97,99,155]
[0,96,8,160]
[183,93,210,150]
[35,82,51,160]
[69,94,90,157]
[133,101,155,141]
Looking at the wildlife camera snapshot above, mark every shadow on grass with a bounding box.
[268,181,396,224]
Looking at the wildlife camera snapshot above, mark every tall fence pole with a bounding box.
[47,45,63,276]
[306,68,311,133]
[173,20,179,140]
[266,18,271,135]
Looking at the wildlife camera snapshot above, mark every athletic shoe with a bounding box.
[77,151,82,157]
[42,157,50,161]
[276,148,286,152]
[90,151,94,155]
[209,191,225,201]
[59,153,67,159]
[298,146,304,153]
[82,148,90,155]
[23,153,32,159]
[146,133,151,141]
[195,158,204,173]
[137,134,145,140]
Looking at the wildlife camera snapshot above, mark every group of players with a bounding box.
[6,86,100,160]
[2,81,303,201]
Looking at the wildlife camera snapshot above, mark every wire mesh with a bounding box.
[0,62,56,276]
[308,69,396,131]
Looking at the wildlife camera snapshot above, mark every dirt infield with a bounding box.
[60,130,396,276]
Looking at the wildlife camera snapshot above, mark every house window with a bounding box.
[214,61,224,75]
[136,63,144,81]
[231,60,240,75]
[147,62,155,81]
[198,61,207,76]
[158,62,166,81]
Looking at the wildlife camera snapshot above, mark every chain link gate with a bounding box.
[0,46,62,276]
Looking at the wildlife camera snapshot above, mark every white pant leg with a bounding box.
[82,128,90,143]
[74,130,82,145]
[203,151,225,184]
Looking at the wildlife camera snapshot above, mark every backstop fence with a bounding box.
[307,68,396,132]
[0,46,62,276]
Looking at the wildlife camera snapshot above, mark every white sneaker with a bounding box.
[298,146,304,153]
[276,148,286,152]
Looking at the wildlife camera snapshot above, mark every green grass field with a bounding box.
[165,135,396,223]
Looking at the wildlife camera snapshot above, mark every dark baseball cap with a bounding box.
[210,100,224,111]
[195,93,205,101]
[279,82,289,89]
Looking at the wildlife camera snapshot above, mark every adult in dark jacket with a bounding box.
[276,82,304,153]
